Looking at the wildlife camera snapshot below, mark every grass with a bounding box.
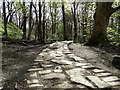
[0,18,23,39]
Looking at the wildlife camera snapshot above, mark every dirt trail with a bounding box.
[2,43,48,90]
[2,41,120,90]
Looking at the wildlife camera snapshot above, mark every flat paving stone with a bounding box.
[38,70,52,75]
[68,53,75,56]
[28,68,43,72]
[34,63,39,65]
[29,84,43,88]
[73,56,84,61]
[95,73,112,77]
[75,63,91,67]
[101,76,119,82]
[70,76,95,88]
[53,81,73,88]
[81,65,95,69]
[41,73,66,80]
[29,72,38,77]
[51,59,73,65]
[34,60,43,62]
[93,69,105,73]
[76,85,88,89]
[86,76,110,88]
[66,68,90,76]
[108,81,120,86]
[41,64,53,68]
[27,79,39,84]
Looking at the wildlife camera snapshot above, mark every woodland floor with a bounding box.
[1,41,120,90]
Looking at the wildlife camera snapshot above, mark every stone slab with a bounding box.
[95,73,112,77]
[38,70,52,75]
[76,63,91,67]
[41,73,66,80]
[93,69,105,73]
[86,76,110,88]
[29,72,38,77]
[28,68,43,72]
[53,81,73,88]
[70,76,94,88]
[51,59,73,65]
[66,68,90,76]
[29,84,43,88]
[34,60,43,62]
[63,51,72,54]
[108,81,120,86]
[101,76,119,82]
[81,65,95,69]
[73,56,84,61]
[27,79,39,84]
[41,64,53,68]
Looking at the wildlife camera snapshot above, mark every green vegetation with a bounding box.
[0,18,22,39]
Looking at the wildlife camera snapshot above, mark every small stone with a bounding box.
[28,68,43,72]
[0,87,3,89]
[93,69,105,73]
[38,70,52,75]
[27,79,39,84]
[101,76,119,82]
[86,76,110,88]
[95,73,112,77]
[41,73,66,80]
[53,66,63,73]
[29,84,43,88]
[38,53,44,56]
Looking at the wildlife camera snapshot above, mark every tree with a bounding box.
[85,1,120,46]
[22,1,27,39]
[3,0,7,36]
[27,0,33,40]
[38,0,42,41]
[73,1,77,42]
[62,1,68,40]
[42,1,46,42]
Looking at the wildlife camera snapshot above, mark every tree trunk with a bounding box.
[27,1,33,40]
[62,1,68,40]
[3,0,7,36]
[42,1,45,42]
[85,2,115,46]
[38,1,42,41]
[73,2,77,42]
[22,1,27,39]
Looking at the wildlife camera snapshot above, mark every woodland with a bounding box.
[1,0,120,90]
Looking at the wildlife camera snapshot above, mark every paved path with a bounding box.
[25,41,120,90]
